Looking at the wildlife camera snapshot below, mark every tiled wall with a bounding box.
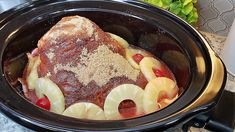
[197,0,235,36]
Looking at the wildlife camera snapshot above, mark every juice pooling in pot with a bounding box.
[18,15,179,120]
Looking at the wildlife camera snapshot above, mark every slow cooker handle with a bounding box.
[183,90,235,132]
[205,118,233,132]
[188,115,233,132]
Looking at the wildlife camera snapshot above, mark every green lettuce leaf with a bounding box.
[182,2,193,15]
[143,0,199,25]
[169,1,182,15]
[187,7,198,24]
[182,0,192,6]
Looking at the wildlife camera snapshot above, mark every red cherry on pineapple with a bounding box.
[132,53,144,64]
[153,68,164,77]
[36,97,51,110]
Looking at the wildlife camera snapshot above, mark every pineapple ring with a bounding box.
[158,94,178,109]
[139,57,161,81]
[35,77,65,114]
[26,55,41,90]
[25,54,65,114]
[27,53,37,71]
[104,84,144,120]
[107,32,129,48]
[126,48,140,69]
[143,77,178,114]
[126,48,152,69]
[63,102,105,120]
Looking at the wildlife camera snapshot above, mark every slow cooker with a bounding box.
[0,0,227,131]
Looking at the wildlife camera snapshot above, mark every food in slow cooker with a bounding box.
[18,15,179,120]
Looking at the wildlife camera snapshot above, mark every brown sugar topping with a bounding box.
[54,45,140,87]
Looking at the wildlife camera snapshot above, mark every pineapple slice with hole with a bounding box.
[158,94,178,109]
[126,48,140,69]
[27,53,37,71]
[104,84,144,120]
[125,48,152,69]
[26,55,41,90]
[139,57,161,81]
[143,77,178,114]
[63,102,105,120]
[107,32,129,48]
[35,77,65,114]
[162,94,178,104]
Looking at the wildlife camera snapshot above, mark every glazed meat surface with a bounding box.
[36,16,147,107]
